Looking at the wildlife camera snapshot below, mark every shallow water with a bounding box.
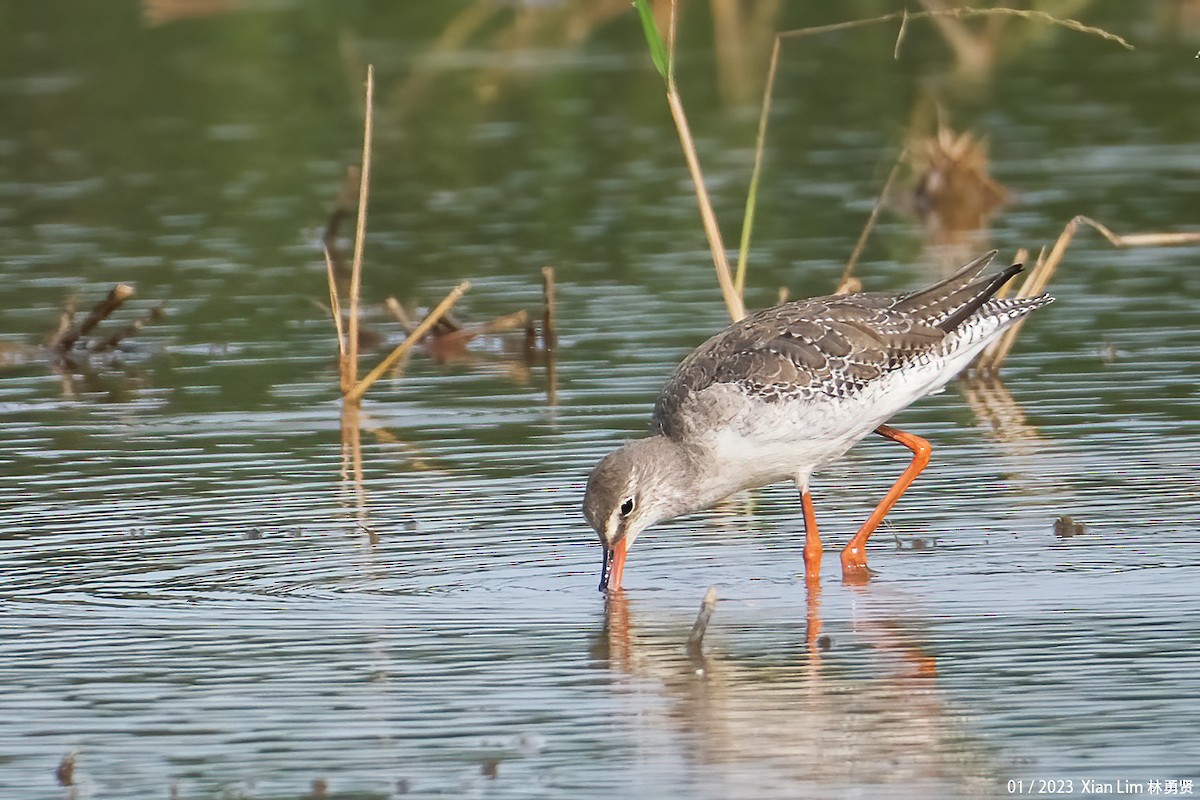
[2,3,1200,799]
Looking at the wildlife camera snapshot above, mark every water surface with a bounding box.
[2,3,1199,798]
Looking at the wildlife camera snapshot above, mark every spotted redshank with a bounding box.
[584,251,1052,592]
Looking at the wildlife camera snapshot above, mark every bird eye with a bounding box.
[619,497,636,517]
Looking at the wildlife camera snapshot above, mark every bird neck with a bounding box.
[632,434,724,521]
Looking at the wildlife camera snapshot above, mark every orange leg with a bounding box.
[804,562,824,655]
[841,424,931,583]
[800,488,822,588]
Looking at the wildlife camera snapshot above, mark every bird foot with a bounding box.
[840,557,878,585]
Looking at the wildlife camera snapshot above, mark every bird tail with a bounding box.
[894,255,1050,335]
[934,262,1025,333]
[896,250,997,315]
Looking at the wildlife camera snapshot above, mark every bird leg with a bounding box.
[841,424,932,583]
[800,488,822,588]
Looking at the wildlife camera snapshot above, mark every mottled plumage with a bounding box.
[654,254,1033,431]
[585,251,1053,592]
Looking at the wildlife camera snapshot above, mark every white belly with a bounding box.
[685,334,993,491]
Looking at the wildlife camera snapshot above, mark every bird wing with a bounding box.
[651,253,1040,438]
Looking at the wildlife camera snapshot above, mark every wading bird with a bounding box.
[584,252,1051,591]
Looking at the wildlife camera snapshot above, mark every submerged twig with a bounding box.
[1054,515,1085,538]
[56,751,77,787]
[686,586,718,658]
[52,284,135,352]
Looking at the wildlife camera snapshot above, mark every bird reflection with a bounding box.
[960,373,1041,455]
[595,589,994,797]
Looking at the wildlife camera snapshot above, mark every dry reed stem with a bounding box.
[665,88,743,322]
[992,247,1030,300]
[1057,216,1200,251]
[687,586,718,656]
[323,244,350,392]
[976,216,1200,372]
[894,7,911,59]
[53,284,135,352]
[541,265,557,351]
[338,402,367,518]
[778,8,1133,51]
[345,281,471,405]
[481,309,529,335]
[652,0,744,322]
[347,65,375,390]
[839,146,908,293]
[384,296,414,332]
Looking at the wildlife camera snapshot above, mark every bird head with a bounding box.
[583,436,693,593]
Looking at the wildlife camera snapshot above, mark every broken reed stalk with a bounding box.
[346,64,375,391]
[52,284,135,352]
[385,297,415,333]
[323,244,350,392]
[687,586,718,657]
[665,86,744,322]
[344,281,471,405]
[976,216,1200,373]
[541,265,557,351]
[839,146,908,294]
[634,0,745,322]
[323,165,361,283]
[52,293,77,346]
